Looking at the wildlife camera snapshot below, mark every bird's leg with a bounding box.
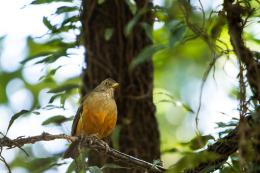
[78,134,87,147]
[99,137,110,153]
[78,134,110,153]
[88,134,110,153]
[101,140,110,153]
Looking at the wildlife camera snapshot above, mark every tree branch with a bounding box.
[184,127,239,173]
[223,0,260,103]
[0,127,241,173]
[223,0,260,169]
[0,133,165,172]
[179,1,260,172]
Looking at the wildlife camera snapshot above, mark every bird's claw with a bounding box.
[78,134,86,147]
[98,139,109,153]
[77,134,109,153]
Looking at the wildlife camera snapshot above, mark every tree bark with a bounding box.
[80,0,160,172]
[223,0,260,172]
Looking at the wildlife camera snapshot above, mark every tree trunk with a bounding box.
[80,0,160,172]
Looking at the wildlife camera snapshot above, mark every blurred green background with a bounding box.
[0,0,259,172]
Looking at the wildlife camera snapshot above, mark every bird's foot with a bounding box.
[77,134,97,147]
[87,134,109,153]
[78,134,87,147]
[88,134,110,153]
[95,138,110,153]
[77,134,109,153]
[102,141,110,153]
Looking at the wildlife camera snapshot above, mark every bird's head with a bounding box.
[94,78,119,93]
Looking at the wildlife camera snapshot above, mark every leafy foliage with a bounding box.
[0,0,259,172]
[130,44,165,70]
[1,0,82,171]
[7,110,40,133]
[11,154,60,173]
[30,0,73,5]
[22,37,77,65]
[42,115,73,125]
[179,135,215,150]
[167,151,220,172]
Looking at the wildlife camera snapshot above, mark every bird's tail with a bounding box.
[63,141,80,159]
[63,141,88,172]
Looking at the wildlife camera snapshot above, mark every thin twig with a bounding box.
[0,133,165,172]
[198,0,205,29]
[0,147,11,173]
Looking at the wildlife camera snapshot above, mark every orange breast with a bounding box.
[75,95,117,139]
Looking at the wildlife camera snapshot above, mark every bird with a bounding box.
[63,78,119,158]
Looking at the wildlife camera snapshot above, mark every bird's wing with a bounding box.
[64,106,82,158]
[71,104,83,136]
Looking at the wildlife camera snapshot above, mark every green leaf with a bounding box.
[0,35,6,55]
[42,15,80,35]
[124,8,146,36]
[216,120,237,128]
[42,115,73,126]
[30,158,62,172]
[35,51,67,65]
[153,159,163,167]
[0,35,5,43]
[0,70,20,103]
[38,65,62,81]
[55,6,79,15]
[189,135,215,150]
[182,103,194,113]
[53,25,78,34]
[7,110,31,132]
[88,166,103,173]
[11,156,59,172]
[48,93,63,103]
[43,16,55,30]
[160,99,193,113]
[169,26,185,47]
[66,160,76,173]
[30,0,72,5]
[254,51,260,59]
[47,83,79,93]
[209,15,226,40]
[162,148,178,153]
[130,44,165,70]
[141,22,153,40]
[167,151,220,172]
[50,66,62,75]
[22,37,75,65]
[125,0,137,14]
[61,16,79,26]
[218,128,233,137]
[43,104,64,110]
[111,125,121,150]
[104,28,114,41]
[155,91,194,113]
[166,20,186,47]
[216,122,228,127]
[60,94,67,107]
[32,111,41,115]
[98,0,105,4]
[220,166,237,173]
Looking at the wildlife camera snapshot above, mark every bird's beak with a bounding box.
[112,83,119,89]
